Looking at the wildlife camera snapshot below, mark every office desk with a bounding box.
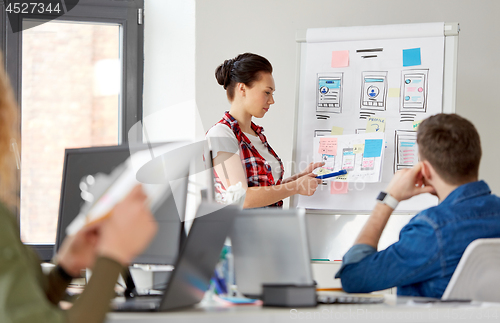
[106,295,500,323]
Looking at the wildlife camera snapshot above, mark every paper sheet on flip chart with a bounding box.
[313,132,385,183]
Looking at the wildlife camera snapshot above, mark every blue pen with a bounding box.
[316,169,347,180]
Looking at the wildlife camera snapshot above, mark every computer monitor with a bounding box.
[54,143,189,265]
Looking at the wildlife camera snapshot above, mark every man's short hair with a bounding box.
[417,113,481,185]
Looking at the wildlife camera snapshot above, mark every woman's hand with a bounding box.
[56,185,158,273]
[97,185,158,266]
[300,162,325,177]
[295,173,322,196]
[57,223,100,277]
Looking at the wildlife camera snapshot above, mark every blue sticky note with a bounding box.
[403,48,421,67]
[364,139,383,158]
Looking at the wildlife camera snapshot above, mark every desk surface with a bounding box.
[106,295,500,323]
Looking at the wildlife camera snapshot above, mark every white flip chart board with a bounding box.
[292,22,459,213]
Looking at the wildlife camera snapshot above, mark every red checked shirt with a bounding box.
[212,111,284,208]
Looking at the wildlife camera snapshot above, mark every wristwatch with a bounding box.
[376,191,399,209]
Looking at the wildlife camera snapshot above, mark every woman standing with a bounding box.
[206,53,322,208]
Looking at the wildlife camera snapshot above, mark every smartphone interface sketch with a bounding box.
[401,70,428,112]
[394,130,419,173]
[322,154,335,170]
[361,154,375,171]
[361,71,387,111]
[341,148,355,171]
[317,74,343,114]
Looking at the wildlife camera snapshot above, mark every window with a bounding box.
[21,20,120,244]
[1,0,144,260]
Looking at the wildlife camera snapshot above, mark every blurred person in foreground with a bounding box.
[335,113,500,297]
[0,51,158,323]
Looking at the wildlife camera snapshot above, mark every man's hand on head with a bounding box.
[386,162,436,202]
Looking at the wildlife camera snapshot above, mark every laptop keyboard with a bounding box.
[317,295,384,304]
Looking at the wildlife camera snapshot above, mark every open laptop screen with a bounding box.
[230,208,314,298]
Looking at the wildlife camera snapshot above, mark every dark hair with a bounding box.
[417,113,481,185]
[215,53,273,101]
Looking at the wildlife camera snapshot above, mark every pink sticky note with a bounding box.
[331,50,349,68]
[331,181,348,194]
[318,138,338,155]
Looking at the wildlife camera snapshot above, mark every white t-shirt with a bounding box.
[206,123,282,182]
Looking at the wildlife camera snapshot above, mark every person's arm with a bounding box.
[0,186,156,323]
[0,243,123,323]
[281,162,325,184]
[65,257,123,323]
[0,203,66,323]
[243,175,319,208]
[353,203,394,248]
[43,263,74,305]
[336,216,442,293]
[355,162,436,248]
[213,152,248,190]
[41,256,122,323]
[213,152,321,208]
[41,220,102,305]
[335,163,437,292]
[66,185,157,323]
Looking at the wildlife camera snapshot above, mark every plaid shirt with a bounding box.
[213,111,284,207]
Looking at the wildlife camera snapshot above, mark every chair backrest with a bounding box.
[442,238,500,302]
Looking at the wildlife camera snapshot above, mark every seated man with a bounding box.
[335,113,500,298]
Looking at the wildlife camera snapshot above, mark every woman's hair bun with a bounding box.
[215,53,272,101]
[215,58,234,89]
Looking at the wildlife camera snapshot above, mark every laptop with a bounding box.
[230,208,315,298]
[112,202,238,312]
[230,208,384,305]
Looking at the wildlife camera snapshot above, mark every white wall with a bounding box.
[195,0,500,195]
[143,0,198,142]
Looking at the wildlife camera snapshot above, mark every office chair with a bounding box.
[442,238,500,302]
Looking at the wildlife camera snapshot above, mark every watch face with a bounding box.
[377,192,387,201]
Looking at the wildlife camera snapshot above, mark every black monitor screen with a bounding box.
[55,144,187,265]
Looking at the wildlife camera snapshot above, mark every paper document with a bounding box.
[313,133,385,183]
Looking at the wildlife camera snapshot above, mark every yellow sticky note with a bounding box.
[331,126,344,135]
[366,116,386,133]
[413,120,423,131]
[388,88,400,98]
[314,167,332,176]
[353,144,365,154]
[335,174,348,181]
